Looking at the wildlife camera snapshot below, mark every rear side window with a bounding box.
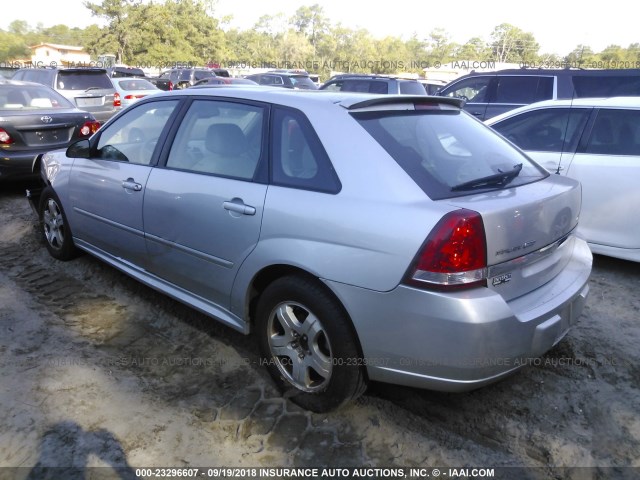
[493,76,554,104]
[57,71,113,90]
[491,108,590,153]
[585,109,640,156]
[353,109,547,200]
[574,76,640,97]
[271,107,341,193]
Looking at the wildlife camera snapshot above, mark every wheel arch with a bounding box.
[245,264,367,364]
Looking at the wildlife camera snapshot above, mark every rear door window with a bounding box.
[585,109,640,156]
[491,108,590,153]
[166,99,265,180]
[493,76,553,104]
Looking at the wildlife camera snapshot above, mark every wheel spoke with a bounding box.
[299,311,323,338]
[291,356,309,387]
[275,304,300,332]
[304,349,331,379]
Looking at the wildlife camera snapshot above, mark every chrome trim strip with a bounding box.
[74,207,144,238]
[145,233,233,269]
[489,234,571,278]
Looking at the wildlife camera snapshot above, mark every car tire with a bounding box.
[256,275,367,412]
[39,186,78,261]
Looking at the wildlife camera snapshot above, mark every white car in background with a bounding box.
[487,97,640,262]
[111,78,161,108]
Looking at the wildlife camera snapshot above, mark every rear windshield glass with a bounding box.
[115,79,158,91]
[57,71,113,90]
[0,85,74,110]
[353,109,547,200]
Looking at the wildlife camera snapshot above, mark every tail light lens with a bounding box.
[0,128,14,145]
[405,209,487,290]
[168,81,174,91]
[114,92,121,107]
[79,121,100,137]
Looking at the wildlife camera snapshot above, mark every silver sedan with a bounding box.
[33,88,592,412]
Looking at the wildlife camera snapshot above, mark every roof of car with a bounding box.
[486,96,640,124]
[0,78,51,87]
[152,87,463,110]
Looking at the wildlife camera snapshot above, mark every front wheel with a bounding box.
[256,275,367,412]
[39,187,78,261]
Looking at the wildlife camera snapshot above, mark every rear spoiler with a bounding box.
[340,95,464,111]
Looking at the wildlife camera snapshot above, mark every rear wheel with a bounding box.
[256,275,367,412]
[39,187,78,261]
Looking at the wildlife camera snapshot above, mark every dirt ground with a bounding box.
[0,184,639,479]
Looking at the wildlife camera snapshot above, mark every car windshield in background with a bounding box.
[56,71,114,90]
[0,84,74,110]
[399,82,428,95]
[352,109,547,200]
[289,75,318,89]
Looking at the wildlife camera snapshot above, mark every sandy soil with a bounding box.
[0,185,638,479]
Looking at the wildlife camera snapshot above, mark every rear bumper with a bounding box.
[0,150,40,181]
[325,237,592,392]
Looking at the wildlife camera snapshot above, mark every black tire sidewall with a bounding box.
[256,275,365,412]
[39,187,77,261]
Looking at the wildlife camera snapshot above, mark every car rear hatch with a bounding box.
[446,175,581,301]
[348,96,583,300]
[56,69,116,114]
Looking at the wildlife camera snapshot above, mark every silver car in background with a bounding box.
[33,88,592,412]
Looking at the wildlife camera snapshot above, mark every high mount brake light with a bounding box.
[405,209,487,290]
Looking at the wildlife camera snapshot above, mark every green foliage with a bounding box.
[2,2,639,78]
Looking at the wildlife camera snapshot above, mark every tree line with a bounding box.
[2,0,639,78]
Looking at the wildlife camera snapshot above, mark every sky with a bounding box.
[2,0,639,56]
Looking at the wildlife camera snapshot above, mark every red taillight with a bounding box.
[80,121,100,137]
[405,209,487,290]
[0,128,14,145]
[124,94,145,100]
[168,82,174,91]
[114,92,121,107]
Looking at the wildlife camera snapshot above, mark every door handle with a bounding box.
[223,199,256,216]
[122,178,142,191]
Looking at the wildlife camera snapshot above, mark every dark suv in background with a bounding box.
[438,68,640,120]
[12,67,118,123]
[320,74,426,95]
[153,68,230,90]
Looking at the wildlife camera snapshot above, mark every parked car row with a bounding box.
[3,66,640,267]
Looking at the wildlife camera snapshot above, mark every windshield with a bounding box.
[290,75,318,89]
[353,109,547,200]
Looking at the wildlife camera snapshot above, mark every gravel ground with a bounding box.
[0,185,639,480]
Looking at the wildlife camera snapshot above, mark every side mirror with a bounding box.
[66,139,91,159]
